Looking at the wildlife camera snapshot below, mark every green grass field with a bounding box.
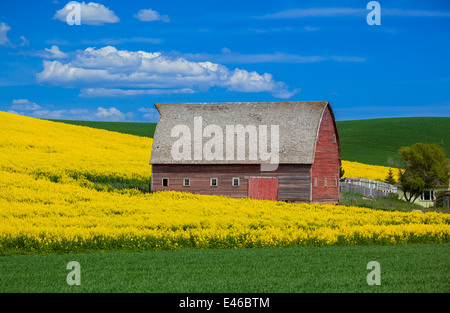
[1,245,448,293]
[337,117,450,166]
[50,117,450,167]
[18,116,447,294]
[49,119,157,138]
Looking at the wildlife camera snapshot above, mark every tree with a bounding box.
[339,166,345,182]
[384,168,396,185]
[434,190,446,208]
[398,143,449,202]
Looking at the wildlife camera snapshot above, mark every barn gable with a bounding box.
[311,104,342,203]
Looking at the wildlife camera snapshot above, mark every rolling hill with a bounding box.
[337,117,450,166]
[49,119,157,138]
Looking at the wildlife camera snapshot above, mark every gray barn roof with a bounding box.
[150,101,329,165]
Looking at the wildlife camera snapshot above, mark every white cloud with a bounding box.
[383,9,450,17]
[0,23,32,49]
[14,45,69,59]
[257,8,364,19]
[40,45,69,59]
[0,22,11,46]
[256,7,450,19]
[134,9,169,22]
[8,105,132,121]
[81,37,162,45]
[54,2,119,25]
[303,26,319,32]
[27,109,69,119]
[227,69,299,99]
[46,37,162,46]
[80,87,194,97]
[182,49,366,64]
[94,107,128,121]
[7,99,131,121]
[138,107,159,121]
[10,99,43,111]
[19,36,30,47]
[36,46,297,98]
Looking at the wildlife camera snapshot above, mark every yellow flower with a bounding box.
[341,160,398,181]
[0,111,448,254]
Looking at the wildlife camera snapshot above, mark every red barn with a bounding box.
[150,101,341,204]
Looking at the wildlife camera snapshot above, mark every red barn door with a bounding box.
[248,178,278,201]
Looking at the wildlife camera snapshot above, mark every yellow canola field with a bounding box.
[0,111,448,254]
[0,111,152,186]
[1,169,449,254]
[341,160,397,182]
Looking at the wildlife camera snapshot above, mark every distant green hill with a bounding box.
[48,119,157,138]
[49,117,450,167]
[337,117,450,166]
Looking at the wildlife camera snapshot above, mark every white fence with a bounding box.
[339,178,397,198]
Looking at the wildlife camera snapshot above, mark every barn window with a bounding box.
[314,178,317,187]
[324,111,328,120]
[183,178,190,187]
[333,134,336,143]
[334,178,338,187]
[324,178,327,187]
[232,177,240,187]
[162,178,169,187]
[210,178,218,187]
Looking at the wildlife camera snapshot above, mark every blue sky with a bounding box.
[0,0,449,122]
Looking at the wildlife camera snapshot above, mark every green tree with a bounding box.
[384,168,396,185]
[434,190,446,208]
[398,143,449,202]
[339,166,345,182]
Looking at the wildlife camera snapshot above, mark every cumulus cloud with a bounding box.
[54,2,119,25]
[228,69,299,99]
[0,22,11,46]
[134,9,169,22]
[36,46,297,98]
[94,107,129,121]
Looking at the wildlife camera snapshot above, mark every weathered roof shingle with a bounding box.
[150,101,329,164]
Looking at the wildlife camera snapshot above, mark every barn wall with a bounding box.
[310,105,341,204]
[152,164,311,201]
